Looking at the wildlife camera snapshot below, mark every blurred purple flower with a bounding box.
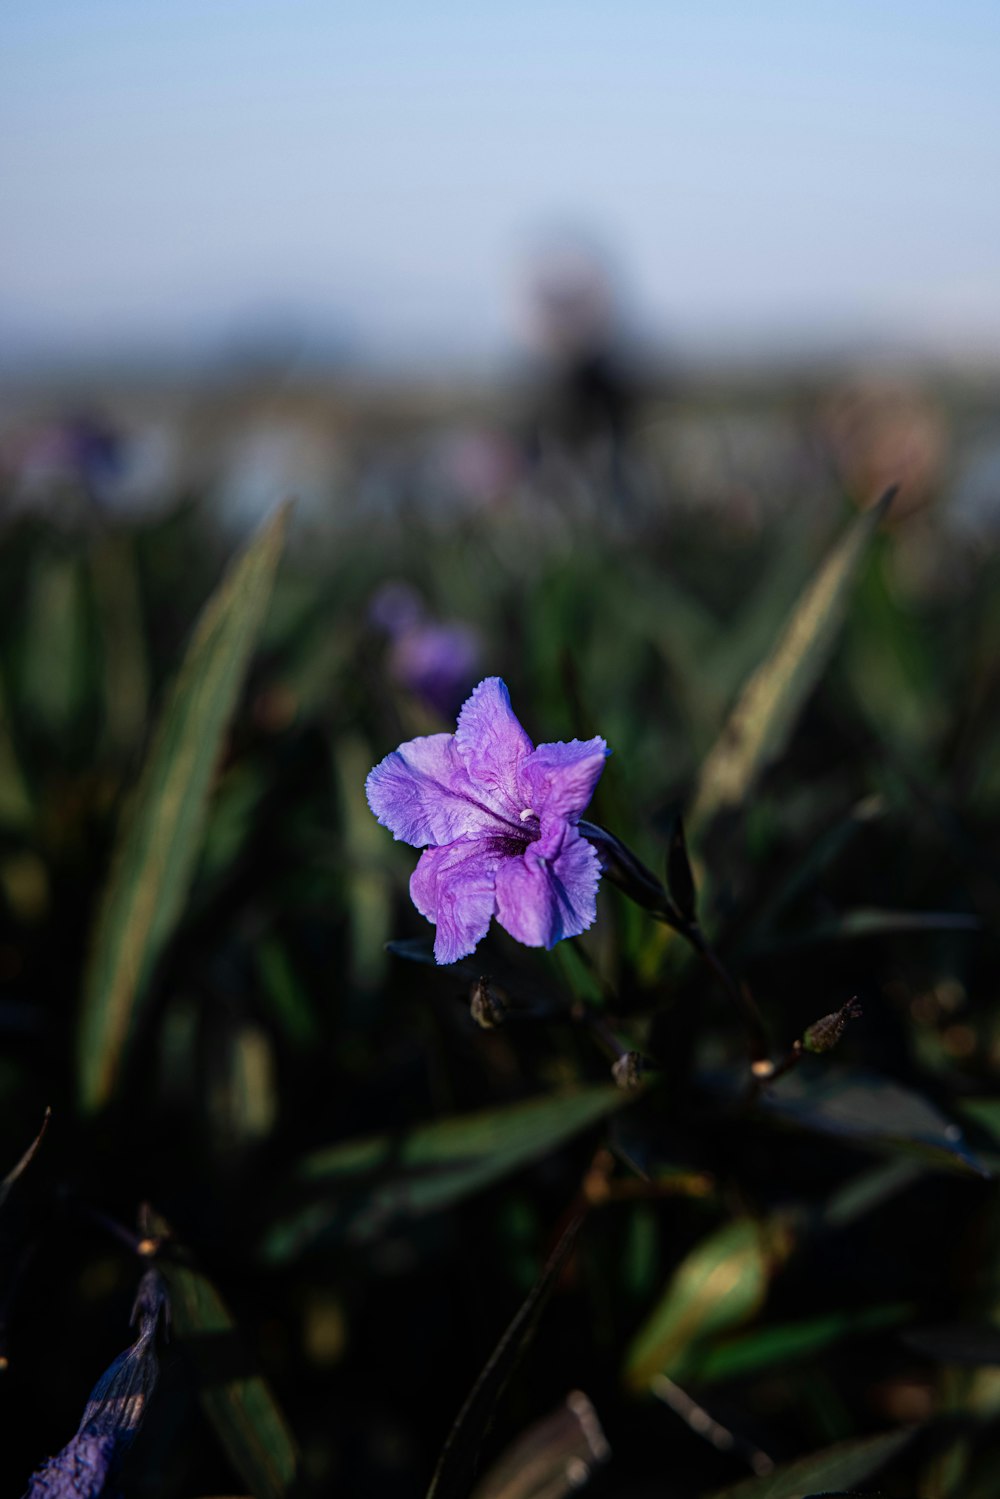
[389,622,481,718]
[22,1270,167,1499]
[368,582,480,717]
[366,677,609,963]
[367,581,424,637]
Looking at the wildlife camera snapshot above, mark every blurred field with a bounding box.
[2,362,1000,1497]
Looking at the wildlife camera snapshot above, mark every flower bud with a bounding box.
[578,821,672,918]
[803,997,863,1055]
[611,1051,644,1090]
[470,976,507,1029]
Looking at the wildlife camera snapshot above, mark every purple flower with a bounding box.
[366,677,609,963]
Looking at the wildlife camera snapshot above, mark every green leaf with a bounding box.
[689,490,893,838]
[335,734,393,991]
[255,936,320,1050]
[822,1157,926,1229]
[684,1303,909,1385]
[77,503,291,1113]
[624,1217,789,1391]
[0,673,33,831]
[959,1097,1000,1138]
[736,793,885,952]
[760,1065,990,1176]
[152,1217,300,1499]
[706,1426,914,1498]
[19,550,94,740]
[261,1086,632,1262]
[426,1213,583,1499]
[90,531,150,759]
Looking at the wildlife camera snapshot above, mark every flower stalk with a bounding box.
[579,818,772,1066]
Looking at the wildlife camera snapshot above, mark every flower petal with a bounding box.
[410,838,502,964]
[454,677,534,819]
[494,820,601,949]
[520,737,609,820]
[366,734,501,847]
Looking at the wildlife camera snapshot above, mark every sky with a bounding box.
[3,1,1000,369]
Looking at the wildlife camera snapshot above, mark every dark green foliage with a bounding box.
[2,399,1000,1499]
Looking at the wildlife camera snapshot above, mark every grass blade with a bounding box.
[152,1215,300,1499]
[425,1213,583,1499]
[683,1303,909,1385]
[707,1426,914,1498]
[0,1105,51,1212]
[689,489,894,838]
[262,1086,630,1261]
[77,502,291,1112]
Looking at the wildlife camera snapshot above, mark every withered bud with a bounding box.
[611,1051,644,1090]
[803,997,863,1055]
[21,1269,168,1498]
[470,976,507,1029]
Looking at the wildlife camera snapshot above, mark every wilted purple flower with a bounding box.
[366,677,609,963]
[22,1270,167,1499]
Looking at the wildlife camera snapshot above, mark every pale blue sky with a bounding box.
[3,1,999,365]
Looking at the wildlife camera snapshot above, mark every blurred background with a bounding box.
[2,0,1000,539]
[3,4,1000,1497]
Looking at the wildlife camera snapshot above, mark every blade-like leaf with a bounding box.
[689,489,893,837]
[760,1066,990,1176]
[737,795,886,952]
[707,1426,914,1498]
[0,1105,51,1212]
[255,937,320,1051]
[959,1097,1000,1140]
[822,1157,926,1229]
[90,531,151,759]
[684,1303,909,1385]
[624,1218,790,1391]
[0,674,33,832]
[77,502,291,1112]
[426,1214,583,1499]
[152,1216,300,1499]
[261,1086,631,1262]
